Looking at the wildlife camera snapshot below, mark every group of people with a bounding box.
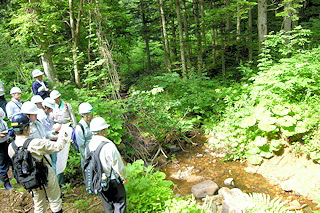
[0,70,126,213]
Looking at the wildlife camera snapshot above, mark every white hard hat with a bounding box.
[31,95,43,104]
[42,97,56,109]
[10,87,21,94]
[32,69,44,78]
[79,102,93,114]
[0,107,5,120]
[90,117,110,132]
[50,90,61,99]
[21,101,39,115]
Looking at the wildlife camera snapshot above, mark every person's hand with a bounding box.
[0,133,6,138]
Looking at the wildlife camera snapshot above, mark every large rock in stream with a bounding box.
[191,180,219,199]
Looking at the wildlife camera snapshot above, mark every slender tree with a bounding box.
[159,0,171,72]
[176,0,187,77]
[258,0,267,51]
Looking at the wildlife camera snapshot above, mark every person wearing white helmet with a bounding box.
[0,80,7,115]
[32,69,51,99]
[50,90,76,127]
[38,98,58,141]
[0,107,11,190]
[76,102,93,169]
[88,117,126,213]
[31,95,44,109]
[20,101,46,139]
[6,86,22,120]
[8,113,69,213]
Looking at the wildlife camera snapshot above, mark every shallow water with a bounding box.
[160,140,318,211]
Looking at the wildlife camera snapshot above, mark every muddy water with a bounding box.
[160,142,318,210]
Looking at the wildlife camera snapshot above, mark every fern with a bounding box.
[234,192,289,213]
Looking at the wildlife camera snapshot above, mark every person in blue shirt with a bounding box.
[31,69,51,100]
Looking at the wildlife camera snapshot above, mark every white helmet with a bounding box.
[32,69,44,78]
[42,97,56,109]
[50,90,61,99]
[31,95,43,104]
[79,102,93,114]
[90,117,110,132]
[0,107,5,120]
[10,87,21,94]
[21,101,38,115]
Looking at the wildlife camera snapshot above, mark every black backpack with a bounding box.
[83,141,112,194]
[11,138,49,192]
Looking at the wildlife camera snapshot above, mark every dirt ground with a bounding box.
[0,181,105,213]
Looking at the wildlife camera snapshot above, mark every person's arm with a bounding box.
[66,103,77,127]
[111,144,125,180]
[28,132,69,155]
[75,124,86,156]
[5,102,13,120]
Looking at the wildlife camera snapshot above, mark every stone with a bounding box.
[280,179,298,192]
[191,180,219,199]
[224,178,235,186]
[196,154,204,158]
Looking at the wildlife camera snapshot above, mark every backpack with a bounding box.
[11,138,49,192]
[71,123,85,153]
[83,141,112,194]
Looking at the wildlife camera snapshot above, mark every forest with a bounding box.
[0,0,320,212]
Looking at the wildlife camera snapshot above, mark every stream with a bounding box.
[160,136,318,211]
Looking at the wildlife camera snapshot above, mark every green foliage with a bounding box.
[125,160,174,213]
[208,28,320,162]
[74,198,92,212]
[162,196,212,213]
[244,193,289,213]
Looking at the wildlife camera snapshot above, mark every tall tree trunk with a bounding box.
[171,17,178,62]
[199,0,204,73]
[69,0,83,88]
[258,0,267,51]
[210,2,216,68]
[141,0,152,71]
[236,5,240,41]
[182,0,191,69]
[283,2,292,31]
[159,0,171,72]
[248,3,253,61]
[176,0,187,77]
[41,49,58,85]
[194,0,202,73]
[221,0,230,77]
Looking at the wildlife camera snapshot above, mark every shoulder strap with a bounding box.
[22,138,34,149]
[12,101,21,109]
[78,123,85,137]
[11,140,18,152]
[94,141,113,178]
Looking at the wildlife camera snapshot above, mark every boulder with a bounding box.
[191,180,219,199]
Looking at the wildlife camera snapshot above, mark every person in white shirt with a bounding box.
[6,87,22,120]
[88,117,126,213]
[8,113,69,213]
[76,102,93,169]
[31,69,51,99]
[50,90,76,127]
[0,108,11,190]
[38,98,58,141]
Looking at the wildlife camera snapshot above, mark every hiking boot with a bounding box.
[4,180,12,190]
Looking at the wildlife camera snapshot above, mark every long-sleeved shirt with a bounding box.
[75,119,92,157]
[86,135,125,180]
[0,120,8,143]
[6,98,22,120]
[8,134,69,166]
[37,109,56,140]
[29,120,47,139]
[32,80,50,99]
[52,100,76,127]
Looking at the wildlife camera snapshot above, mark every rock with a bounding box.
[196,154,204,158]
[280,179,298,192]
[191,180,219,199]
[224,178,235,186]
[218,187,247,213]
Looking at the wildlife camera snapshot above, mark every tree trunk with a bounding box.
[176,0,187,77]
[69,0,83,88]
[41,50,58,85]
[248,3,253,61]
[141,0,152,71]
[236,5,240,41]
[199,0,204,72]
[159,0,171,72]
[171,17,178,62]
[283,2,292,32]
[258,0,267,51]
[182,0,191,69]
[194,0,202,73]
